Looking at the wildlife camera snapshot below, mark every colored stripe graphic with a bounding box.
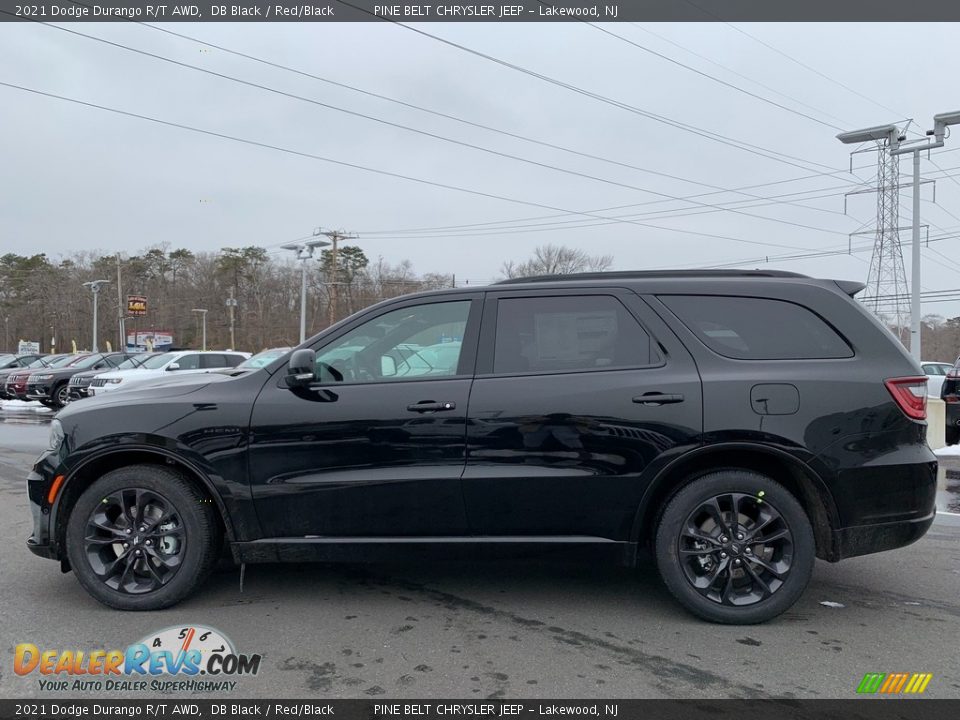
[857,672,932,694]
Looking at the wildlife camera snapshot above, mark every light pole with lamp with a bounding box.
[282,231,331,344]
[82,280,110,352]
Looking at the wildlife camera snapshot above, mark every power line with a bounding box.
[583,22,846,132]
[0,79,822,253]
[333,0,849,177]
[7,14,860,239]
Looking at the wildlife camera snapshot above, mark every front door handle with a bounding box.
[406,401,457,413]
[633,392,685,406]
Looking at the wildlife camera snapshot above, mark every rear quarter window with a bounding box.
[660,295,853,360]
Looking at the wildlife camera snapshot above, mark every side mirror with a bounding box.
[285,348,317,388]
[167,362,180,371]
[381,355,397,377]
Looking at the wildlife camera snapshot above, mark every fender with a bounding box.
[50,442,242,553]
[629,440,840,546]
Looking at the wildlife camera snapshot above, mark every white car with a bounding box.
[87,350,250,396]
[922,360,954,398]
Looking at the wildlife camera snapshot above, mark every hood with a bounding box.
[131,370,251,391]
[56,380,214,420]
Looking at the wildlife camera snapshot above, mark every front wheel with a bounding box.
[65,465,221,610]
[52,383,71,409]
[655,470,815,624]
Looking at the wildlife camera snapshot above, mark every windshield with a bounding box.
[115,355,150,370]
[140,352,177,370]
[27,358,49,369]
[238,348,291,369]
[48,355,82,368]
[69,354,106,370]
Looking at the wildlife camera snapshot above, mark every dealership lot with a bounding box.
[2,409,959,699]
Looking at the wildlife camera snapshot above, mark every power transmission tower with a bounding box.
[864,144,910,337]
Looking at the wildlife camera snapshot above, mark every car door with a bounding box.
[248,294,483,538]
[462,288,702,540]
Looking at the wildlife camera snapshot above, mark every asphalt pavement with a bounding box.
[2,405,959,700]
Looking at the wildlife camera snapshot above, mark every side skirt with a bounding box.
[231,536,635,565]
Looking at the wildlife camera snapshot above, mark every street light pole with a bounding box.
[281,232,330,345]
[82,280,110,352]
[192,309,208,351]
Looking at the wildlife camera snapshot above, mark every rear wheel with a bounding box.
[65,465,221,610]
[655,470,815,624]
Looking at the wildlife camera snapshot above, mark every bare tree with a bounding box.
[501,244,614,279]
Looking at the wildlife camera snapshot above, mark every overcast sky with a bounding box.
[2,20,960,319]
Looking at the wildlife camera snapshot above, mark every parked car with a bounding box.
[0,354,56,399]
[28,270,937,623]
[922,360,954,398]
[26,352,136,409]
[87,350,250,396]
[5,354,85,401]
[0,352,46,370]
[941,357,960,445]
[68,353,158,402]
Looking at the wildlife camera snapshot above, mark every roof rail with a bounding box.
[494,269,811,285]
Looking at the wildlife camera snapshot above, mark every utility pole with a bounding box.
[281,231,331,344]
[226,288,237,350]
[116,253,125,351]
[315,229,358,326]
[82,280,110,352]
[192,308,208,351]
[838,111,960,361]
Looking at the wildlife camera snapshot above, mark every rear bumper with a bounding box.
[830,511,936,560]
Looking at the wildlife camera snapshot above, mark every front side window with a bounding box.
[171,354,200,371]
[661,295,853,360]
[493,295,660,375]
[314,300,470,383]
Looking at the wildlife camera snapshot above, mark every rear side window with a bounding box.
[494,295,661,374]
[201,354,225,369]
[223,355,245,368]
[660,295,852,360]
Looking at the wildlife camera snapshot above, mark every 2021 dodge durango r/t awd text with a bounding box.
[26,270,938,623]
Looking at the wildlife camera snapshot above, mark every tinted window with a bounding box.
[493,295,660,375]
[661,295,852,360]
[223,354,245,368]
[315,300,470,383]
[200,354,228,369]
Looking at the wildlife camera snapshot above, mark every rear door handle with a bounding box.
[633,392,685,405]
[406,401,456,413]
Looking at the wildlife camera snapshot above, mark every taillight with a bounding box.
[885,377,928,420]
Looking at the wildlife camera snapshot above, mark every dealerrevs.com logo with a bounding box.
[14,625,261,693]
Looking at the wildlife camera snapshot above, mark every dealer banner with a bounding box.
[126,295,147,317]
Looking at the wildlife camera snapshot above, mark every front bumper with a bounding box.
[26,382,52,400]
[26,469,58,560]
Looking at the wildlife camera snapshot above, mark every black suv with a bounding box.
[942,357,960,446]
[27,271,937,623]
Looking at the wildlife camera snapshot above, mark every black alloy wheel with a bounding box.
[66,465,220,610]
[655,470,815,624]
[677,492,793,606]
[83,487,185,595]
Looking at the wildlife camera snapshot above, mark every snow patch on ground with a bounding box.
[934,444,960,457]
[0,400,51,413]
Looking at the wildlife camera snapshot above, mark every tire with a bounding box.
[65,464,221,610]
[52,383,70,409]
[946,425,959,446]
[654,470,815,624]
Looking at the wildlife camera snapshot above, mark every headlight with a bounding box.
[107,378,123,384]
[34,374,54,381]
[48,419,65,453]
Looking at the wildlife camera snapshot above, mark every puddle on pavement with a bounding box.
[936,460,960,514]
